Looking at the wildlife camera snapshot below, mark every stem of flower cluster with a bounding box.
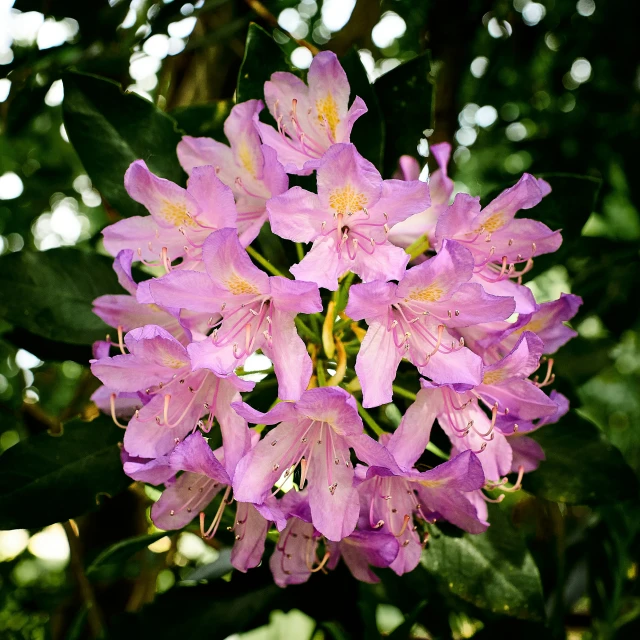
[392,385,418,401]
[246,246,288,278]
[355,399,385,437]
[406,234,431,261]
[322,300,336,359]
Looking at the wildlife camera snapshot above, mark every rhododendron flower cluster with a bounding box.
[90,51,580,585]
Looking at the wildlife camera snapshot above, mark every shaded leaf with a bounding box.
[110,571,281,639]
[87,532,170,577]
[170,100,233,141]
[423,509,545,621]
[0,248,121,345]
[388,601,427,639]
[0,417,130,530]
[182,548,233,582]
[524,412,638,504]
[236,23,290,104]
[63,71,185,218]
[533,173,602,241]
[340,48,385,171]
[374,53,434,177]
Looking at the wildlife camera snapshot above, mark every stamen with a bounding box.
[309,550,331,573]
[161,247,171,274]
[536,358,555,387]
[117,326,126,355]
[110,393,128,429]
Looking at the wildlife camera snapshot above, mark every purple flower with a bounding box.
[390,334,559,482]
[357,450,487,575]
[102,160,238,268]
[435,175,561,313]
[267,143,430,290]
[491,293,582,354]
[90,324,253,460]
[232,387,393,541]
[269,489,399,586]
[177,100,289,245]
[255,51,368,175]
[345,240,515,407]
[93,250,203,342]
[150,432,285,573]
[388,143,454,249]
[149,228,322,400]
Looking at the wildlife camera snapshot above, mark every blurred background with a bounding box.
[1,0,640,638]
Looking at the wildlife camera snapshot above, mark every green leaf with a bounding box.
[387,601,427,639]
[182,548,233,582]
[110,575,281,639]
[86,532,170,577]
[423,509,545,621]
[0,416,130,530]
[340,48,385,171]
[170,100,233,140]
[524,412,638,504]
[0,248,121,345]
[62,71,185,217]
[374,53,434,177]
[236,23,290,104]
[532,173,602,240]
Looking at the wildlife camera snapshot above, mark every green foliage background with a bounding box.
[1,1,639,638]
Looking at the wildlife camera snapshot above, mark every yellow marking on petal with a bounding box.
[238,140,256,177]
[476,212,505,233]
[328,184,367,216]
[482,369,505,385]
[226,273,261,296]
[159,200,198,228]
[161,355,189,369]
[510,318,544,338]
[419,478,446,488]
[407,283,444,303]
[316,93,340,138]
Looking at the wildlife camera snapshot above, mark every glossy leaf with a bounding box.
[423,511,545,621]
[374,53,434,177]
[86,532,170,577]
[524,412,638,504]
[170,100,233,141]
[182,548,233,582]
[0,416,130,530]
[0,248,120,345]
[62,71,185,218]
[236,23,289,104]
[340,48,385,171]
[110,573,281,639]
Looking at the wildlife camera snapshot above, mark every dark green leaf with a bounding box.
[340,48,385,171]
[524,412,638,504]
[182,548,233,582]
[170,100,233,141]
[423,509,545,621]
[0,248,121,345]
[532,173,602,240]
[374,53,434,177]
[0,416,130,530]
[236,23,290,104]
[388,601,427,639]
[86,532,170,577]
[110,574,281,639]
[62,71,185,217]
